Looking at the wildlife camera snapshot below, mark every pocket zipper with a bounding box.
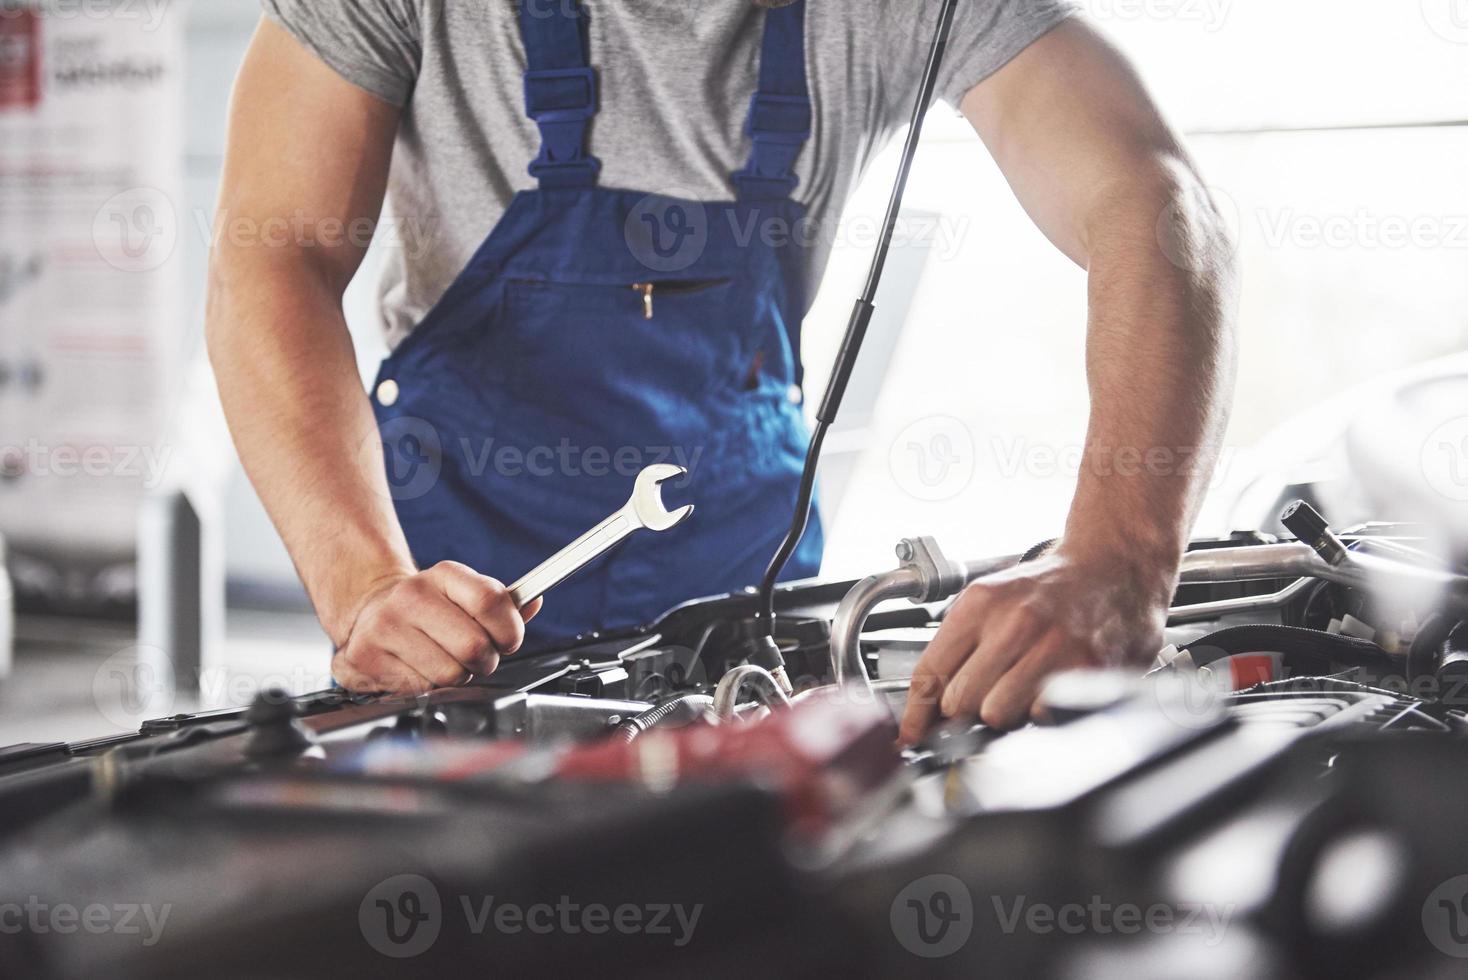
[629,279,730,320]
[510,277,730,321]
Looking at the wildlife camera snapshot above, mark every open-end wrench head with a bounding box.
[631,464,694,532]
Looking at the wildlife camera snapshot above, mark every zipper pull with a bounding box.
[632,282,655,320]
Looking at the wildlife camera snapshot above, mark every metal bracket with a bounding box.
[895,536,967,604]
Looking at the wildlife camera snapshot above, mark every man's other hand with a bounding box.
[898,549,1171,743]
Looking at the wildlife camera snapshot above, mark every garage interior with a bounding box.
[1,2,1467,977]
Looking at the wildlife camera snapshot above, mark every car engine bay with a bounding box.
[3,7,1466,976]
[4,499,1468,979]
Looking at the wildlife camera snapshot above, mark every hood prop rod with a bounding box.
[751,0,962,694]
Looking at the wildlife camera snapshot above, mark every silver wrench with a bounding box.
[507,463,694,608]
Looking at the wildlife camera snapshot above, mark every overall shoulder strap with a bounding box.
[733,0,812,202]
[519,0,600,190]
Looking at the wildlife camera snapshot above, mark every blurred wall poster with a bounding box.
[0,0,183,565]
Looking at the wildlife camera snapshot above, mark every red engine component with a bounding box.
[551,689,902,836]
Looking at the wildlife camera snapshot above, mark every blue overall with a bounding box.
[371,0,822,650]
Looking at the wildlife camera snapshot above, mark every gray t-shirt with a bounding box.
[261,0,1076,349]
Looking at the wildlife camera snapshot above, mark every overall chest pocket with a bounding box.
[501,276,743,409]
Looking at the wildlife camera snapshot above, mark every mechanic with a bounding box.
[206,0,1235,738]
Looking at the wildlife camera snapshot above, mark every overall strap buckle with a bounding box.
[733,1,813,201]
[747,92,813,144]
[518,1,600,190]
[525,66,597,122]
[524,67,601,187]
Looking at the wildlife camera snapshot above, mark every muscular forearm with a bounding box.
[1062,162,1238,595]
[206,249,416,643]
[902,19,1238,739]
[901,166,1236,740]
[206,18,534,694]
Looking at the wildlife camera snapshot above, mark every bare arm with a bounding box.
[902,19,1237,740]
[207,20,535,693]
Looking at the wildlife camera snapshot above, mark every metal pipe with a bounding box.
[964,555,1023,582]
[829,554,1020,693]
[1352,537,1446,566]
[830,567,924,691]
[713,665,793,721]
[828,540,1468,693]
[1178,543,1468,615]
[1176,543,1322,583]
[1166,577,1316,624]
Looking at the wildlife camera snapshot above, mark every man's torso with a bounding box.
[262,0,1075,347]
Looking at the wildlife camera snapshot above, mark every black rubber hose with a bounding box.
[1182,624,1397,676]
[614,694,715,742]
